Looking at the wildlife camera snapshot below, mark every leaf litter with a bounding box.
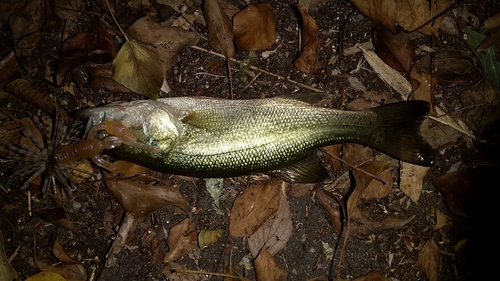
[0,0,499,280]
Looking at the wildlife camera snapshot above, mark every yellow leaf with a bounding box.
[418,239,441,281]
[198,229,223,248]
[25,271,67,281]
[112,41,163,99]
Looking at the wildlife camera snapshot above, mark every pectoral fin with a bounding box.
[268,153,329,183]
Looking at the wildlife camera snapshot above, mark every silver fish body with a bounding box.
[76,95,433,182]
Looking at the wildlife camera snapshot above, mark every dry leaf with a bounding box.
[350,207,415,237]
[37,264,87,281]
[56,18,116,86]
[164,218,197,262]
[36,208,80,236]
[112,40,163,99]
[418,239,441,281]
[349,0,453,36]
[203,0,234,58]
[106,179,188,220]
[198,229,223,249]
[253,247,287,281]
[342,143,373,167]
[409,58,435,105]
[360,46,412,99]
[419,50,482,85]
[49,232,76,265]
[478,12,500,52]
[399,162,430,204]
[352,270,389,281]
[233,3,276,51]
[432,208,450,230]
[322,144,343,171]
[293,4,323,73]
[316,189,342,233]
[373,28,414,73]
[0,230,19,281]
[361,163,395,200]
[9,0,50,46]
[229,179,281,237]
[25,271,68,281]
[428,107,477,140]
[432,172,478,217]
[248,193,293,257]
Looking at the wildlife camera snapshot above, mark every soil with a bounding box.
[1,0,499,281]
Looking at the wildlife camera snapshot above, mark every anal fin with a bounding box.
[268,153,329,183]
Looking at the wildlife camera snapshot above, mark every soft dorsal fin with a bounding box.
[267,153,329,183]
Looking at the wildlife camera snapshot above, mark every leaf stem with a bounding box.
[105,0,129,42]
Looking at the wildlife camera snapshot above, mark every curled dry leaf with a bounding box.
[350,207,415,238]
[164,218,197,263]
[248,193,293,257]
[352,270,389,281]
[373,27,414,73]
[49,232,76,265]
[106,179,188,220]
[233,3,276,51]
[293,4,323,73]
[399,162,430,204]
[419,50,482,85]
[56,18,116,86]
[36,208,80,236]
[229,178,282,237]
[418,239,441,281]
[316,189,342,233]
[253,247,287,281]
[204,0,234,58]
[112,41,163,99]
[198,229,223,249]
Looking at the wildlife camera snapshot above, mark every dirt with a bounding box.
[1,0,499,281]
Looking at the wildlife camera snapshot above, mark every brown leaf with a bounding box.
[203,0,234,58]
[106,179,188,220]
[322,144,343,171]
[4,79,70,122]
[399,162,429,204]
[164,218,197,263]
[253,247,287,281]
[36,208,80,236]
[316,189,342,233]
[352,270,389,281]
[373,28,414,73]
[293,4,323,73]
[432,172,479,217]
[9,0,51,46]
[229,179,282,237]
[409,58,435,105]
[418,50,482,85]
[248,193,293,257]
[56,19,116,86]
[233,3,276,51]
[478,12,500,52]
[350,207,415,237]
[49,232,76,265]
[418,239,441,281]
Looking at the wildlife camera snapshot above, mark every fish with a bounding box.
[75,94,433,183]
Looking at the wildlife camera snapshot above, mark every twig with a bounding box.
[320,148,387,185]
[190,45,324,93]
[241,72,262,92]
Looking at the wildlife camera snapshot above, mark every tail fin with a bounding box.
[367,101,434,166]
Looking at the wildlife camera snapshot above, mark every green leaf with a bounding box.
[464,28,500,88]
[112,41,163,99]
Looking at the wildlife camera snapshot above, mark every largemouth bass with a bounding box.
[75,95,433,182]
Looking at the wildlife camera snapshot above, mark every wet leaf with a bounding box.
[0,230,19,281]
[49,232,76,265]
[233,3,276,51]
[106,179,188,220]
[418,239,441,281]
[25,271,68,281]
[56,19,116,86]
[198,229,223,249]
[229,179,282,237]
[112,40,163,99]
[464,28,500,87]
[203,0,234,58]
[36,208,80,236]
[349,0,453,36]
[164,218,197,263]
[419,50,482,85]
[253,247,287,281]
[433,172,478,217]
[248,193,293,257]
[360,46,412,99]
[399,162,430,204]
[293,4,323,73]
[373,28,414,73]
[125,17,199,92]
[352,270,389,281]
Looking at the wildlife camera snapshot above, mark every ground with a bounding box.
[0,0,499,281]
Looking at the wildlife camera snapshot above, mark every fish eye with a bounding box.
[96,129,109,140]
